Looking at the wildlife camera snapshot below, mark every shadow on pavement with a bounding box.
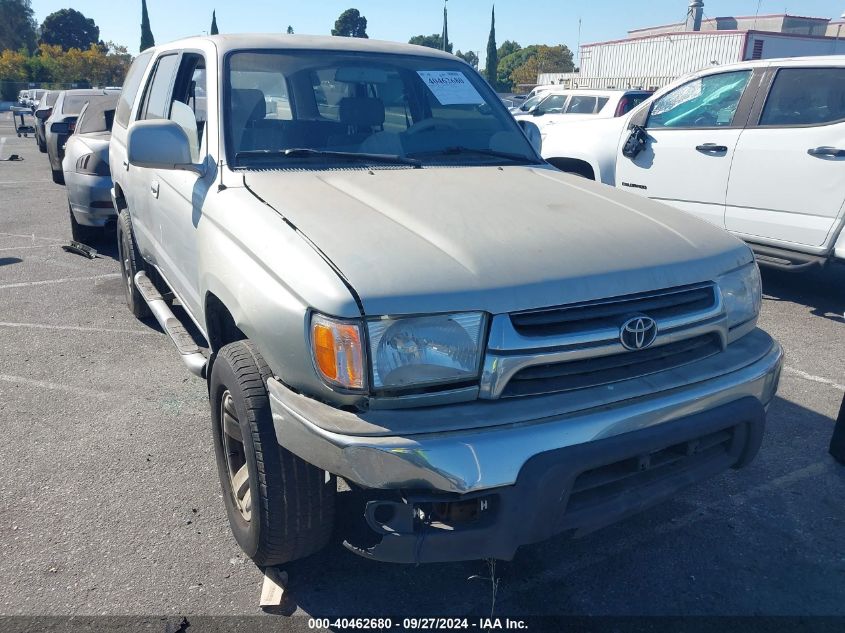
[761,263,845,323]
[0,257,22,267]
[257,395,844,618]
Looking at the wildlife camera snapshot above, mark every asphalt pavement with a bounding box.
[0,110,843,620]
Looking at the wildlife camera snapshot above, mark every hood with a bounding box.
[244,166,751,316]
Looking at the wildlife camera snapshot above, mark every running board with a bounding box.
[751,243,828,273]
[134,271,207,378]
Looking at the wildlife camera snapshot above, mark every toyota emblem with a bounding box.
[620,316,658,350]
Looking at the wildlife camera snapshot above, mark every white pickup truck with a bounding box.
[542,56,845,271]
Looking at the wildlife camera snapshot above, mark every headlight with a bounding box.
[718,262,762,329]
[310,313,365,391]
[367,313,486,391]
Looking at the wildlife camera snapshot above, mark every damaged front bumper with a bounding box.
[267,331,782,563]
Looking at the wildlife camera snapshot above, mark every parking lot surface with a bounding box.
[1,111,844,618]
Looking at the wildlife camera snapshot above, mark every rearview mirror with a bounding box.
[518,120,542,154]
[127,120,203,174]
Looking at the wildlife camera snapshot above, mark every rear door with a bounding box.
[725,65,845,250]
[614,69,760,228]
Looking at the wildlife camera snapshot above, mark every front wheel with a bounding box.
[116,210,149,319]
[51,169,64,185]
[210,340,335,566]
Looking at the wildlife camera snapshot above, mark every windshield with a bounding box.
[225,50,538,168]
[517,94,544,112]
[76,95,119,134]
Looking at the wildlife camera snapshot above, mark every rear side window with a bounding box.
[566,95,598,114]
[760,68,845,127]
[648,70,751,128]
[115,51,153,128]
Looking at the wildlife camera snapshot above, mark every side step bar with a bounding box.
[751,243,828,273]
[134,271,207,378]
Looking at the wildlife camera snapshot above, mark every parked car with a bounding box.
[509,92,547,115]
[62,94,119,242]
[26,89,46,111]
[515,89,653,132]
[33,91,60,153]
[46,89,114,185]
[18,90,29,107]
[542,56,845,270]
[111,35,782,566]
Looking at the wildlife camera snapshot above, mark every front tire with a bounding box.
[210,341,335,566]
[116,210,150,319]
[51,169,64,185]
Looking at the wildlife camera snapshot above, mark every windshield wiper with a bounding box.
[408,146,538,163]
[235,148,421,168]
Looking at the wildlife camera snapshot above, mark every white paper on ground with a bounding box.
[417,71,484,105]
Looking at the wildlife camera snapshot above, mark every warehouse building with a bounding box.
[538,2,845,90]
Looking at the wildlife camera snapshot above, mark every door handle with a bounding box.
[807,146,845,158]
[150,180,159,198]
[696,143,728,153]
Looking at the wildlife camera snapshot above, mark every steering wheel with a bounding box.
[405,118,459,136]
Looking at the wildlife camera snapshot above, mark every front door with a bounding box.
[725,66,845,250]
[615,69,758,228]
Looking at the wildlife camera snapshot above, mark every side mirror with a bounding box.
[35,108,51,120]
[518,120,542,154]
[127,120,203,174]
[530,106,543,117]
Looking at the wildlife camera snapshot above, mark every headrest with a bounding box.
[338,97,385,128]
[231,88,266,124]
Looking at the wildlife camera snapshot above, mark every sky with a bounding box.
[29,0,845,64]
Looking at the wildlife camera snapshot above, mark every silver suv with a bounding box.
[110,35,783,565]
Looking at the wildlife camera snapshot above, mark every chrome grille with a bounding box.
[510,285,716,337]
[479,283,727,400]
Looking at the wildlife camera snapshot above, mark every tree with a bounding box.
[408,34,452,54]
[286,25,294,34]
[140,0,155,51]
[497,40,520,59]
[441,3,449,53]
[331,8,368,38]
[509,45,574,88]
[455,50,478,69]
[485,5,497,88]
[39,8,99,51]
[210,10,219,35]
[0,0,38,53]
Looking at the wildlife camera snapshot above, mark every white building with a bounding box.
[539,6,845,90]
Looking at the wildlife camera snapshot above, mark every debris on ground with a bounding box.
[61,241,98,259]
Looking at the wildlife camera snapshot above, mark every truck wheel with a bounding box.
[116,210,150,319]
[210,340,335,566]
[51,169,64,185]
[69,205,99,244]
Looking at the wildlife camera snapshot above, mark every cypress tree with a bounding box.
[441,2,449,52]
[140,0,155,51]
[485,5,498,88]
[210,10,219,35]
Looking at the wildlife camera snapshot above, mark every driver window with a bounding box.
[169,55,207,162]
[539,94,567,113]
[647,70,751,129]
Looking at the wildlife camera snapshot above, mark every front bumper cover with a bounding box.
[268,332,782,562]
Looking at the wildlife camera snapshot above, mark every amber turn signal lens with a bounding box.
[310,314,365,390]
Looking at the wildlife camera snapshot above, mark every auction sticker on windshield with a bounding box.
[417,71,484,105]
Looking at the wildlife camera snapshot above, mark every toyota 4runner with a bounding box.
[110,35,783,565]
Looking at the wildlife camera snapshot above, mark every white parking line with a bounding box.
[783,366,845,392]
[0,321,155,336]
[0,180,53,186]
[0,243,56,252]
[0,273,121,290]
[0,231,64,242]
[0,372,109,400]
